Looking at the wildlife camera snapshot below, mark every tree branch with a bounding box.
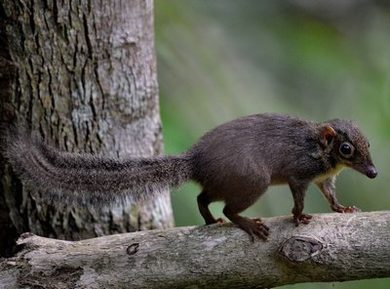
[1,211,390,289]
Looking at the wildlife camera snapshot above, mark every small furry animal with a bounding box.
[5,113,377,240]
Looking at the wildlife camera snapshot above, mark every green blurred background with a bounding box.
[154,1,390,288]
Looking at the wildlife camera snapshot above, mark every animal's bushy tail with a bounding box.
[4,132,194,205]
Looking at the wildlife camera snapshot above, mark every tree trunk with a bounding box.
[2,211,390,289]
[0,0,173,257]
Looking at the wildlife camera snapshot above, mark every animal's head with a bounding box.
[318,119,377,179]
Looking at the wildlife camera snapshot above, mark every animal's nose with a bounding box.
[366,166,378,179]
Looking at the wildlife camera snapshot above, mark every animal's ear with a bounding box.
[318,124,336,147]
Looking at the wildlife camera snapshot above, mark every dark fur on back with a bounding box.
[189,114,328,200]
[3,113,374,210]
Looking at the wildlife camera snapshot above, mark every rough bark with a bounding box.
[0,0,173,257]
[1,211,390,289]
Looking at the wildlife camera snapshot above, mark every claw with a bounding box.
[293,213,313,226]
[237,218,269,241]
[332,205,361,213]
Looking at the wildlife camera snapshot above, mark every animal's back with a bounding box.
[189,113,319,191]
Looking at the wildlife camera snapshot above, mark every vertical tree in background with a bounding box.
[0,0,173,256]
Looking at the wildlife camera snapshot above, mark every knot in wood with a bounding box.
[279,236,323,263]
[127,243,140,255]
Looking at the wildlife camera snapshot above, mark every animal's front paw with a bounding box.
[293,213,313,226]
[332,205,361,213]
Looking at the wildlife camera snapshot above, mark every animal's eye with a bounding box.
[339,142,354,158]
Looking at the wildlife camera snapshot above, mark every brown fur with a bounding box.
[4,113,377,240]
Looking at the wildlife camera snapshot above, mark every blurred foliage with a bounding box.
[155,1,390,288]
